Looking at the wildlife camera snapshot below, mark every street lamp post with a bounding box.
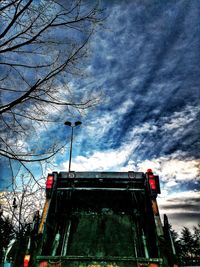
[64,121,82,172]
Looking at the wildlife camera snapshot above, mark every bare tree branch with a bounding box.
[0,0,102,185]
[0,79,41,114]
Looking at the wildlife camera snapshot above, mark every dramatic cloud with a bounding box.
[62,140,140,171]
[1,0,200,231]
[61,0,200,231]
[158,191,200,232]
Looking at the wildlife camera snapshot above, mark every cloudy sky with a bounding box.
[57,0,200,232]
[1,0,200,232]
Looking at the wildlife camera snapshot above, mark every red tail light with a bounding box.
[46,174,54,189]
[146,169,156,190]
[149,175,156,190]
[146,169,158,195]
[24,255,30,267]
[149,263,159,267]
[138,263,159,267]
[40,261,48,267]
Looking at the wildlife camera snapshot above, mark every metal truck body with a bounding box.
[23,170,177,267]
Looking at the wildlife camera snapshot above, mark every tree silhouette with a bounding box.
[193,224,200,258]
[0,212,15,263]
[180,227,195,258]
[171,225,200,266]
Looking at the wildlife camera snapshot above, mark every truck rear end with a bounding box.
[24,170,177,267]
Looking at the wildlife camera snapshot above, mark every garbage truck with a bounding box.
[22,170,178,267]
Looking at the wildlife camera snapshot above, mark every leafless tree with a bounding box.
[0,166,46,265]
[0,0,102,169]
[0,169,45,234]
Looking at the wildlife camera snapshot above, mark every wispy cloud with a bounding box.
[62,140,140,171]
[162,105,199,131]
[158,191,200,232]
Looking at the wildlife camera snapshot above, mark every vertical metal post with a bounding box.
[142,229,149,258]
[61,221,72,256]
[64,121,81,173]
[68,126,73,172]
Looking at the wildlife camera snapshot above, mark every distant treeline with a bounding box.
[171,224,200,266]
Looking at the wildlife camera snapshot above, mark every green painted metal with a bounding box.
[26,171,176,267]
[36,255,163,262]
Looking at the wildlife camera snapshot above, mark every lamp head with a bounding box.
[64,121,72,126]
[75,121,82,126]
